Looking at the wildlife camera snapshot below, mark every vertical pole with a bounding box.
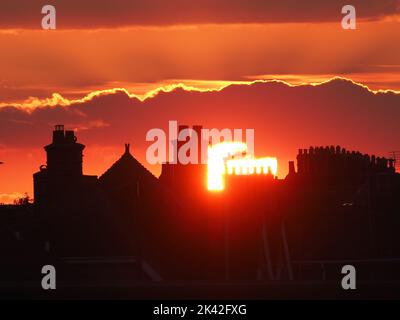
[281,220,294,280]
[262,214,274,280]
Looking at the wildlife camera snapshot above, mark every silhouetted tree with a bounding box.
[13,193,32,206]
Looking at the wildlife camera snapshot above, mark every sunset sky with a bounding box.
[0,0,399,203]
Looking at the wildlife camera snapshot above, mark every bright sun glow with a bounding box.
[207,142,278,191]
[226,157,278,176]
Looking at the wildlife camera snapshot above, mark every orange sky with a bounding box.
[0,20,399,105]
[0,1,399,203]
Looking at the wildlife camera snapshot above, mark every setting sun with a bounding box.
[207,142,277,191]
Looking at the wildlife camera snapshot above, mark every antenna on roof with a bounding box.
[125,143,130,154]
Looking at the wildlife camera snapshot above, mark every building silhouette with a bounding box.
[1,125,400,296]
[34,125,97,210]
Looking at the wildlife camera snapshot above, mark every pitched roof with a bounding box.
[98,144,157,189]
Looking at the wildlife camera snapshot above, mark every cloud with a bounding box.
[0,0,398,29]
[0,77,399,159]
[1,21,399,104]
[0,77,400,201]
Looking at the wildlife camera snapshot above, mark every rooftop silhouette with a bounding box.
[0,124,400,297]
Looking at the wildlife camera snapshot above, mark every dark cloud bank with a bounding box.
[1,0,398,28]
[0,79,399,174]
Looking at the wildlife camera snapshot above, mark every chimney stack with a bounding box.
[288,161,296,175]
